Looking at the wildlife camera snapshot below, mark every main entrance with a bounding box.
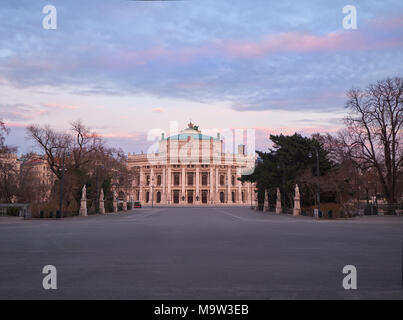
[173,190,180,204]
[187,190,194,204]
[201,190,208,204]
[220,191,225,203]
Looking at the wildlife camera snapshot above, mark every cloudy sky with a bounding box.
[1,0,402,155]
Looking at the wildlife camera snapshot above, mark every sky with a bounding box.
[1,0,402,155]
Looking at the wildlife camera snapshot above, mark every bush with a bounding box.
[7,207,20,216]
[106,200,114,213]
[364,204,378,215]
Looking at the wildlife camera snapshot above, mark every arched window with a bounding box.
[202,174,208,186]
[156,191,161,203]
[220,192,225,203]
[231,175,235,185]
[220,175,225,186]
[174,174,180,186]
[157,175,161,186]
[146,175,150,186]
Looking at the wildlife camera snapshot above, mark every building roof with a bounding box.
[166,122,219,141]
[168,133,215,140]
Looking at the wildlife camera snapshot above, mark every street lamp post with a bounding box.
[309,147,320,218]
[277,163,286,212]
[59,149,68,219]
[94,161,104,213]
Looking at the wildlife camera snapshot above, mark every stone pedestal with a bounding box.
[99,188,105,214]
[264,189,270,212]
[99,201,105,214]
[275,187,282,214]
[293,184,301,216]
[80,199,87,216]
[113,200,118,213]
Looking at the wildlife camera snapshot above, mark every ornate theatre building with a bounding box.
[127,122,257,206]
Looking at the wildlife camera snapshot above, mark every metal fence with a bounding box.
[0,204,31,219]
[254,201,402,218]
[345,202,403,216]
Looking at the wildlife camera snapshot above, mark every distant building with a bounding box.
[22,155,55,186]
[0,153,21,203]
[0,152,20,172]
[127,122,257,206]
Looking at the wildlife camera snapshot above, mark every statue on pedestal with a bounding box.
[123,194,127,211]
[113,189,118,213]
[293,184,301,216]
[275,187,282,214]
[264,189,270,212]
[99,188,105,214]
[79,185,87,216]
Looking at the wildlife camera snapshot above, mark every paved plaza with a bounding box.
[0,207,402,299]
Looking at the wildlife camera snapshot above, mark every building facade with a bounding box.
[127,122,257,206]
[23,155,55,186]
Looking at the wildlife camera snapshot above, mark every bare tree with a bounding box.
[26,124,71,180]
[342,77,403,203]
[0,119,8,150]
[0,159,19,203]
[0,119,16,154]
[0,120,19,203]
[70,120,103,169]
[26,120,130,214]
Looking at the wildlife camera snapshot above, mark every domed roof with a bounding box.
[166,122,217,141]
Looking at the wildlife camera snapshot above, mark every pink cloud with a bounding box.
[111,13,403,66]
[371,14,403,29]
[253,126,341,151]
[215,28,398,58]
[99,132,146,140]
[42,103,79,110]
[152,107,164,113]
[3,121,28,128]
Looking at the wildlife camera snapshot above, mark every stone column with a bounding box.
[150,166,154,205]
[264,189,270,212]
[181,166,186,204]
[167,166,171,204]
[215,166,219,204]
[227,167,231,203]
[276,187,282,214]
[139,166,144,203]
[247,182,250,205]
[293,184,301,216]
[162,166,166,204]
[113,189,118,213]
[79,185,87,216]
[99,188,105,214]
[237,170,242,204]
[196,166,200,204]
[209,166,214,204]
